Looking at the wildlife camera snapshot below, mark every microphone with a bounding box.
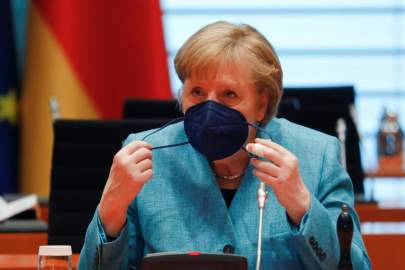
[337,204,353,270]
[255,182,268,270]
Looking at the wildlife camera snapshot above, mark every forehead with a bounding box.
[190,59,253,86]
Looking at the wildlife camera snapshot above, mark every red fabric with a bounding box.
[33,0,172,118]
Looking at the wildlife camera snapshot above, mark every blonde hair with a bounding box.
[174,21,283,124]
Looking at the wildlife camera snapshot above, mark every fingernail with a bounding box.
[248,143,265,157]
[256,138,271,142]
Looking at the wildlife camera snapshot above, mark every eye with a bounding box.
[190,87,204,96]
[223,89,237,98]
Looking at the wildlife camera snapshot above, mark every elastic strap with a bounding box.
[247,122,273,140]
[243,122,273,159]
[141,117,189,151]
[151,141,189,150]
[141,117,184,140]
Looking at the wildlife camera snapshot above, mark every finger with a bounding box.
[246,143,284,166]
[253,169,279,187]
[130,147,153,164]
[138,169,153,183]
[121,140,152,155]
[246,143,266,157]
[136,158,152,172]
[251,158,280,177]
[255,138,289,156]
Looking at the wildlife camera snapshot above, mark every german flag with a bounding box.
[20,0,172,196]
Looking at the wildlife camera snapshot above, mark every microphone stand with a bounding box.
[255,182,268,270]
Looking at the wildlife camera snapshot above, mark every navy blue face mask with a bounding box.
[142,100,270,161]
[184,100,249,160]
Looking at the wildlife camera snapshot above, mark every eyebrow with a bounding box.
[191,78,239,89]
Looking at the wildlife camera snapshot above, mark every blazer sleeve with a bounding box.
[78,202,145,270]
[290,137,371,270]
[78,134,146,270]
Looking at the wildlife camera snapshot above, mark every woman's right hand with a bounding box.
[98,140,153,237]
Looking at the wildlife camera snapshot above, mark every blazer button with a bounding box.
[223,244,235,254]
[309,236,316,246]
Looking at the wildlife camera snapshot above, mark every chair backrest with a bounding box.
[123,99,182,119]
[48,119,169,252]
[279,86,364,194]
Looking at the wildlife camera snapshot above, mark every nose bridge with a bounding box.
[207,91,220,103]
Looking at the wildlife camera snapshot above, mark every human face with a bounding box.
[181,63,268,125]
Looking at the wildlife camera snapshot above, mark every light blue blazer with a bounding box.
[78,118,371,270]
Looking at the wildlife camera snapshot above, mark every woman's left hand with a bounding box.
[247,138,311,225]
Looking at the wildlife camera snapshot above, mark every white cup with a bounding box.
[38,245,72,270]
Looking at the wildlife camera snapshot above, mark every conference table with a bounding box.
[356,201,405,222]
[1,223,405,270]
[0,254,79,270]
[1,198,405,269]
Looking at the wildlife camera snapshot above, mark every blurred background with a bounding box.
[1,1,405,268]
[1,0,405,198]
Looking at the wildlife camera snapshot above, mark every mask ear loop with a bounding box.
[141,117,190,150]
[241,122,273,159]
[141,117,183,140]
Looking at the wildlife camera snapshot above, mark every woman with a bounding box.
[79,21,370,269]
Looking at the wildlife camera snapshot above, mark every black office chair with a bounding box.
[279,86,365,194]
[48,119,169,253]
[123,99,182,119]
